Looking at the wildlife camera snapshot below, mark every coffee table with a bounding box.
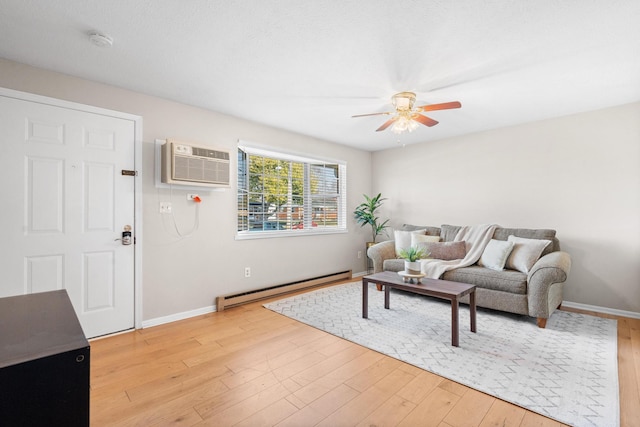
[362,271,476,347]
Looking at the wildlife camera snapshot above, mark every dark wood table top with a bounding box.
[363,271,475,298]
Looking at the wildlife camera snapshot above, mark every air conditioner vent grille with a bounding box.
[173,156,230,184]
[191,147,230,160]
[161,141,230,187]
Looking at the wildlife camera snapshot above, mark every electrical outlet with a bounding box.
[244,267,251,278]
[159,202,172,214]
[357,251,362,259]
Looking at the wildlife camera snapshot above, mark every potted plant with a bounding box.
[353,193,389,243]
[398,246,429,274]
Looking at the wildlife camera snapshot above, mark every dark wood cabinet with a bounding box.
[0,290,90,426]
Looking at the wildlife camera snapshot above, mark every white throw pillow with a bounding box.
[478,239,515,271]
[505,235,551,274]
[394,229,426,257]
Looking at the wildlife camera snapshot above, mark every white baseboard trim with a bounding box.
[142,305,216,329]
[562,300,640,320]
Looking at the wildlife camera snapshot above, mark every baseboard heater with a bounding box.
[216,270,352,311]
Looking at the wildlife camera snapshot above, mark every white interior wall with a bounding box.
[372,102,640,314]
[0,58,374,322]
[2,57,638,319]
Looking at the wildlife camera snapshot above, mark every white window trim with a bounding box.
[238,141,345,165]
[236,140,347,240]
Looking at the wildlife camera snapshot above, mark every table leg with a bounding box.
[362,279,368,319]
[384,284,390,309]
[451,298,459,347]
[470,289,476,333]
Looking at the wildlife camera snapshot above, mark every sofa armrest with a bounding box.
[527,251,572,318]
[367,241,396,273]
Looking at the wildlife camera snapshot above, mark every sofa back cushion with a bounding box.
[401,224,441,236]
[404,224,560,256]
[440,224,462,242]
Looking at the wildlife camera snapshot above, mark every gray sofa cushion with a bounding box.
[440,224,462,242]
[443,266,528,294]
[384,260,527,294]
[401,224,441,236]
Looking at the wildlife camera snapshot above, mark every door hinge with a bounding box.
[121,170,138,176]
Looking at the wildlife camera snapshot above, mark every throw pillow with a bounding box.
[493,228,556,257]
[477,239,515,271]
[394,229,426,257]
[411,234,441,245]
[417,241,467,261]
[505,235,551,274]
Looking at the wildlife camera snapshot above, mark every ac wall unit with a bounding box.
[161,140,230,187]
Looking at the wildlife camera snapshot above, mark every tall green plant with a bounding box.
[353,193,389,243]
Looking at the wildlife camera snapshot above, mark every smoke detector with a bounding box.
[89,32,113,48]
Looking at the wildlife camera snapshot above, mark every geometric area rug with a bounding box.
[264,281,619,427]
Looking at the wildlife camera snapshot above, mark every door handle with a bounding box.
[115,225,132,245]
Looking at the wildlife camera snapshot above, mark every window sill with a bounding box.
[235,229,348,240]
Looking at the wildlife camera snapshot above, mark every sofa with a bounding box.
[367,224,572,328]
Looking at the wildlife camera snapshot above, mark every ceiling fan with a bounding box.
[352,92,461,134]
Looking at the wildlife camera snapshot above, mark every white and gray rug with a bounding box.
[264,281,619,427]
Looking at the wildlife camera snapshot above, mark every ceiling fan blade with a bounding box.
[352,111,393,118]
[412,113,439,127]
[416,101,462,112]
[376,117,397,132]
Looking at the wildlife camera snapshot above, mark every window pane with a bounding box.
[237,146,346,235]
[313,197,338,227]
[237,193,248,232]
[311,164,338,194]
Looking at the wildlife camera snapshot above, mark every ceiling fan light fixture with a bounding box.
[391,114,419,134]
[391,91,416,111]
[390,122,405,134]
[352,92,460,136]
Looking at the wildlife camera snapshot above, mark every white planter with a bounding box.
[404,260,421,275]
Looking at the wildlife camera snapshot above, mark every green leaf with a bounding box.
[398,246,429,262]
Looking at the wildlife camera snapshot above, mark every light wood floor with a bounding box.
[90,281,640,426]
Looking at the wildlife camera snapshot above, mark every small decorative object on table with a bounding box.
[397,246,429,283]
[397,270,426,284]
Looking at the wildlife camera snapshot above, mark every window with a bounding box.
[237,143,347,238]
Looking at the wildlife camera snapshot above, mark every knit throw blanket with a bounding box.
[421,224,498,278]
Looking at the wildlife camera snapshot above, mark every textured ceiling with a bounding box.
[1,0,639,151]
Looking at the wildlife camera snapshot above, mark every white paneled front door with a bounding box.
[0,92,138,338]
